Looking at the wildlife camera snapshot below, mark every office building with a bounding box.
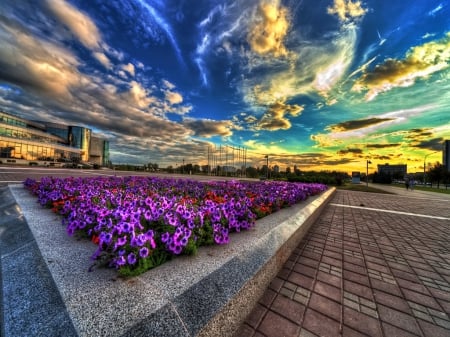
[0,110,109,166]
[377,163,407,177]
[444,140,450,171]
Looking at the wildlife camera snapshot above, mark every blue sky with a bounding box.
[0,0,449,173]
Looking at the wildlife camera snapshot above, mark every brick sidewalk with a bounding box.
[236,190,450,337]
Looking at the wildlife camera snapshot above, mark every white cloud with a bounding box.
[46,0,102,49]
[122,63,135,76]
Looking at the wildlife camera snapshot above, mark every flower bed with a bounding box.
[23,176,327,276]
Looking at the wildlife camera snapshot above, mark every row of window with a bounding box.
[0,125,66,145]
[0,114,27,128]
[0,139,80,161]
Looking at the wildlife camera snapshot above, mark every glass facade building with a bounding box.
[0,111,109,166]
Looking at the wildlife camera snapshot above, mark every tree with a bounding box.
[428,162,446,188]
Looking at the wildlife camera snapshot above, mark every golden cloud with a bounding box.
[126,81,156,108]
[165,91,183,105]
[327,0,367,22]
[247,2,290,57]
[183,118,234,138]
[122,63,135,77]
[328,117,395,132]
[256,100,304,131]
[366,143,401,149]
[353,32,450,101]
[0,21,81,98]
[46,0,102,50]
[337,148,363,155]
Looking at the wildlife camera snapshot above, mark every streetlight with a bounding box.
[423,151,437,185]
[366,160,371,188]
[265,155,269,179]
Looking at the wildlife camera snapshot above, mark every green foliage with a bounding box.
[286,170,349,185]
[118,250,170,277]
[195,221,214,246]
[372,172,392,184]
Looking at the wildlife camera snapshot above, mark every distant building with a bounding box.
[444,140,450,171]
[273,165,280,173]
[0,111,109,166]
[377,163,407,177]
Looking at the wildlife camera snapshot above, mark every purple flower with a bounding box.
[161,232,170,243]
[139,247,149,258]
[115,256,126,267]
[127,252,137,265]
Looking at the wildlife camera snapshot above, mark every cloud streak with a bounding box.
[353,32,450,101]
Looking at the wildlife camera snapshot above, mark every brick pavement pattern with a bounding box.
[236,190,450,337]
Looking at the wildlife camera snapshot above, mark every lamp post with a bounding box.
[265,155,269,179]
[423,151,437,185]
[366,160,371,188]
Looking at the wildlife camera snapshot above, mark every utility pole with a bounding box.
[366,160,371,188]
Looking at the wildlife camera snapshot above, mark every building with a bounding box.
[0,111,109,166]
[377,163,407,178]
[444,140,450,171]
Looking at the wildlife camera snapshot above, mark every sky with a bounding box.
[0,0,449,174]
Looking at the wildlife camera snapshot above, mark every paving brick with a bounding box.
[302,308,341,337]
[284,281,297,291]
[343,269,370,287]
[407,260,434,272]
[342,325,372,337]
[392,269,421,283]
[344,261,367,276]
[387,261,413,273]
[245,303,267,328]
[402,289,441,310]
[344,280,373,300]
[259,288,277,308]
[437,299,450,315]
[360,297,377,310]
[373,289,411,314]
[288,271,314,290]
[269,277,284,292]
[257,311,300,337]
[309,292,341,321]
[302,251,322,261]
[360,305,378,318]
[284,260,296,270]
[397,278,431,295]
[365,255,387,266]
[434,317,450,329]
[378,304,421,335]
[367,262,390,274]
[299,328,319,337]
[343,306,382,337]
[298,256,320,268]
[323,249,343,261]
[277,267,290,280]
[314,280,341,302]
[280,287,294,299]
[293,263,317,278]
[381,322,421,337]
[402,252,425,261]
[234,323,255,337]
[418,318,450,337]
[271,294,306,324]
[412,308,434,323]
[322,255,343,268]
[316,270,341,288]
[344,298,360,311]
